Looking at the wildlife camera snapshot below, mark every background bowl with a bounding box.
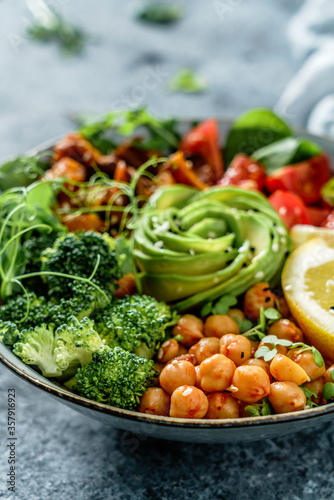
[1,120,334,443]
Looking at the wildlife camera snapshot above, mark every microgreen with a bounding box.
[137,3,184,24]
[300,385,319,408]
[244,397,273,417]
[168,69,207,94]
[26,1,90,56]
[290,342,324,368]
[200,294,237,317]
[254,335,293,362]
[241,306,282,342]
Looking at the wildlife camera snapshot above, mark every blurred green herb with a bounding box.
[241,307,282,342]
[137,3,184,24]
[290,342,324,368]
[26,1,89,56]
[322,383,334,401]
[168,69,207,94]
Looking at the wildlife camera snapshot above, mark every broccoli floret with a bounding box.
[55,316,104,371]
[0,293,51,329]
[73,346,157,409]
[0,320,21,346]
[41,231,121,299]
[93,294,175,356]
[0,283,107,331]
[13,325,62,377]
[22,233,58,293]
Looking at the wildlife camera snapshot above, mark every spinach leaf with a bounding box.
[0,153,51,192]
[79,108,180,154]
[224,108,293,165]
[252,137,321,174]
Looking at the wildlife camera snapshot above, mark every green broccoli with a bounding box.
[13,325,61,377]
[55,316,104,371]
[0,293,51,329]
[0,283,107,331]
[73,346,157,409]
[0,320,21,346]
[41,231,121,299]
[93,294,176,357]
[22,233,58,292]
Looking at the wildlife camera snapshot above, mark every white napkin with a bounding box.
[275,0,334,137]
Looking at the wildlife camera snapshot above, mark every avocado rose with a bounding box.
[133,185,292,312]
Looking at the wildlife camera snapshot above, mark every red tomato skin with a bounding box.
[321,212,334,229]
[268,190,312,229]
[180,119,223,180]
[265,153,331,204]
[217,154,266,191]
[306,207,331,227]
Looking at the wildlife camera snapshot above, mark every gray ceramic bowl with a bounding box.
[1,119,334,443]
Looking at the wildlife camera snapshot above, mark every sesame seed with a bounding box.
[255,271,264,279]
[207,231,216,239]
[189,249,195,256]
[154,240,164,249]
[280,237,286,244]
[272,243,279,252]
[277,227,286,235]
[183,388,193,396]
[154,220,170,234]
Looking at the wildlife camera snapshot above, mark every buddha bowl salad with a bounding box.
[1,108,334,420]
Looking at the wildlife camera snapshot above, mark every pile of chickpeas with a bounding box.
[138,283,334,420]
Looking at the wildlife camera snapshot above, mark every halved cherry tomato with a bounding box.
[268,190,311,229]
[266,153,331,204]
[168,151,208,190]
[321,211,334,229]
[306,207,331,227]
[180,119,224,181]
[217,154,266,191]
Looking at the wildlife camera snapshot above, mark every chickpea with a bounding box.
[267,319,303,343]
[241,358,271,380]
[227,308,245,323]
[270,354,308,385]
[269,381,306,413]
[189,337,220,364]
[229,365,270,403]
[138,388,170,416]
[205,392,240,419]
[204,315,240,338]
[220,334,252,366]
[157,339,179,363]
[195,365,202,389]
[200,354,236,392]
[167,353,197,366]
[324,364,334,384]
[304,377,324,403]
[172,314,204,347]
[243,282,277,322]
[170,385,208,419]
[160,360,196,395]
[287,348,326,381]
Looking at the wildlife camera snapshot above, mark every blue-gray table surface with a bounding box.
[1,1,334,499]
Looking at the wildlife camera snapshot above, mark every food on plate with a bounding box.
[0,107,334,420]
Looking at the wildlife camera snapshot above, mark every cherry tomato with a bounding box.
[268,190,311,229]
[306,207,331,227]
[180,119,223,180]
[218,154,266,191]
[265,153,331,204]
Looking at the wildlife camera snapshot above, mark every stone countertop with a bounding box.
[1,1,334,499]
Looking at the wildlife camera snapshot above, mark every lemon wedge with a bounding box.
[282,236,334,360]
[290,224,334,249]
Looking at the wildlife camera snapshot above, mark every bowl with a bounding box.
[1,120,334,443]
